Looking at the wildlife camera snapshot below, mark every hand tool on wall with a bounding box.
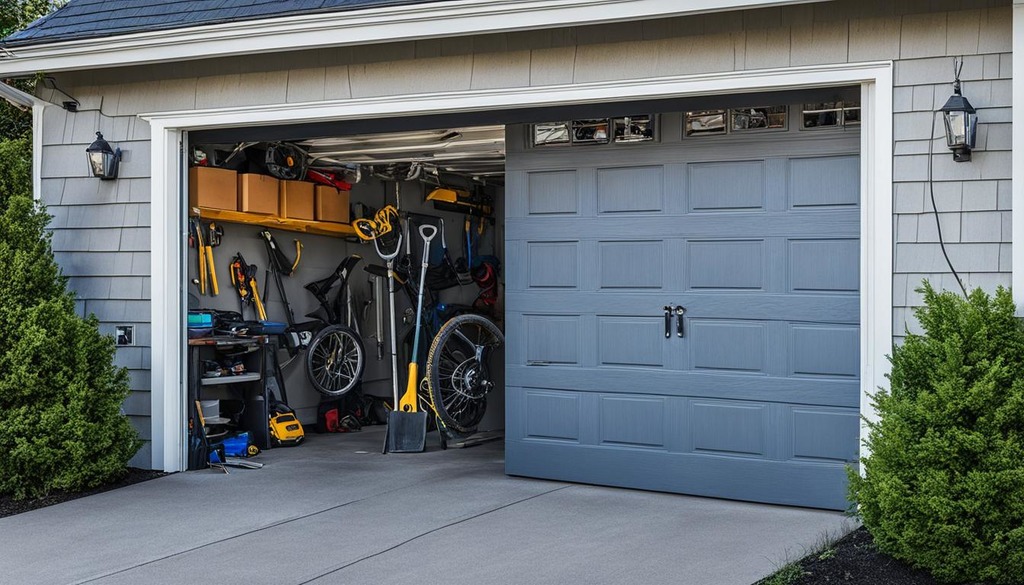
[258,230,302,327]
[195,220,207,295]
[371,272,384,360]
[205,222,222,296]
[229,253,267,321]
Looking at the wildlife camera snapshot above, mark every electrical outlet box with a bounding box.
[115,325,135,346]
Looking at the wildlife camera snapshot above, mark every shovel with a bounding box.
[385,224,437,453]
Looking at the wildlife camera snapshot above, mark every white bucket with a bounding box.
[199,399,220,419]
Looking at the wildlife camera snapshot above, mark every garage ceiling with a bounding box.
[298,125,506,179]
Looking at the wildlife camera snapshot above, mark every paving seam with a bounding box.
[299,484,574,585]
[70,473,465,585]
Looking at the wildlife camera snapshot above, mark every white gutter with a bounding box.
[0,80,47,109]
[0,0,826,77]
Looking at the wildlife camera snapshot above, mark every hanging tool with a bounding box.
[258,230,302,327]
[195,220,207,295]
[205,222,222,296]
[250,265,267,321]
[229,253,267,321]
[353,205,400,242]
[371,272,384,360]
[399,224,438,419]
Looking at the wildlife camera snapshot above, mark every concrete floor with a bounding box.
[0,427,854,585]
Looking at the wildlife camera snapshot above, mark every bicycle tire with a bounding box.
[426,314,504,433]
[305,324,365,397]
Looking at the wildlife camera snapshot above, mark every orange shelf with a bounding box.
[190,207,354,238]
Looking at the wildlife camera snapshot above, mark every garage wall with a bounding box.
[187,176,502,429]
[37,0,1010,467]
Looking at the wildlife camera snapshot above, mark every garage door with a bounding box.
[504,125,861,510]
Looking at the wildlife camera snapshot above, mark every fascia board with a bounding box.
[0,0,825,76]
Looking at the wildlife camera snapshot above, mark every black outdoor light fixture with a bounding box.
[939,58,977,163]
[86,132,121,180]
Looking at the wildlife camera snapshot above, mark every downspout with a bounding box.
[1,81,52,202]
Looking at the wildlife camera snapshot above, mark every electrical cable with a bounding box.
[927,109,969,297]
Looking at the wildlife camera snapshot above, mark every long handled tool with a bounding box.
[399,224,437,416]
[205,222,222,296]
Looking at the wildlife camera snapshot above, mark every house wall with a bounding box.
[37,0,1012,467]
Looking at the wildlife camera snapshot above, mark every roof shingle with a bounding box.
[4,0,447,46]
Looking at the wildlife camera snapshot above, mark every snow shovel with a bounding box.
[386,224,437,453]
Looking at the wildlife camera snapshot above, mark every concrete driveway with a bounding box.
[0,427,853,585]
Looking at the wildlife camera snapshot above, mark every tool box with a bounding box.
[187,311,215,338]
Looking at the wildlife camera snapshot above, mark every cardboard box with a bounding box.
[279,180,315,221]
[314,185,351,223]
[188,166,238,211]
[238,174,279,215]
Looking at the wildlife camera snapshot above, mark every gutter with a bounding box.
[0,80,47,109]
[0,0,827,77]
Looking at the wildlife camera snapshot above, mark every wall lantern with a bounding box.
[86,132,121,180]
[939,59,977,163]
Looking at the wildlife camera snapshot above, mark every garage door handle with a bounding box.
[675,306,686,338]
[663,306,672,338]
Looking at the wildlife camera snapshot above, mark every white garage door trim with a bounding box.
[143,61,893,473]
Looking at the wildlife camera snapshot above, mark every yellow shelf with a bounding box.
[190,207,354,238]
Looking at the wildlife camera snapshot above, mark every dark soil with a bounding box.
[758,526,999,585]
[778,527,941,585]
[0,468,167,519]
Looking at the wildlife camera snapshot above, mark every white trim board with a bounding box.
[143,62,894,472]
[0,0,827,77]
[1013,2,1024,313]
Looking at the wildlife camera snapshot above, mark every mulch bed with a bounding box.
[0,468,167,519]
[775,526,942,585]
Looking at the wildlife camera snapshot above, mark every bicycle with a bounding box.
[300,255,366,397]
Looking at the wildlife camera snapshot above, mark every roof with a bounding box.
[3,0,448,47]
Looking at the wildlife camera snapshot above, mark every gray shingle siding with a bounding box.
[37,0,1013,467]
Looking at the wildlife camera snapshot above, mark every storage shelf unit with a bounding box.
[200,372,262,386]
[188,335,271,470]
[190,206,355,238]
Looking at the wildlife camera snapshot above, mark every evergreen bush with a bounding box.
[0,188,142,499]
[849,282,1024,584]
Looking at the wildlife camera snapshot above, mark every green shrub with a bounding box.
[849,282,1024,584]
[0,195,142,499]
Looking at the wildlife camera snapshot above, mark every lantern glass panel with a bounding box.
[88,151,107,177]
[943,110,969,148]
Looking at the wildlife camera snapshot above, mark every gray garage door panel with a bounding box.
[505,131,861,510]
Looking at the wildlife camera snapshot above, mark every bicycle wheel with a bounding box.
[305,324,365,396]
[426,314,504,433]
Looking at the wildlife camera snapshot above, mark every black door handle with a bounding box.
[663,306,672,338]
[675,306,686,337]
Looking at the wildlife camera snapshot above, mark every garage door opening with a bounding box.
[179,87,866,509]
[186,123,509,464]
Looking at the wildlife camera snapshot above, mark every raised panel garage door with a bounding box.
[504,128,861,510]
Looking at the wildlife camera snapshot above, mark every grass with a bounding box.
[754,520,858,585]
[759,562,805,585]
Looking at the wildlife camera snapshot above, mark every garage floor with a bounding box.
[0,427,854,585]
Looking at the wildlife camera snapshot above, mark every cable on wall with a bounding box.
[927,109,969,298]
